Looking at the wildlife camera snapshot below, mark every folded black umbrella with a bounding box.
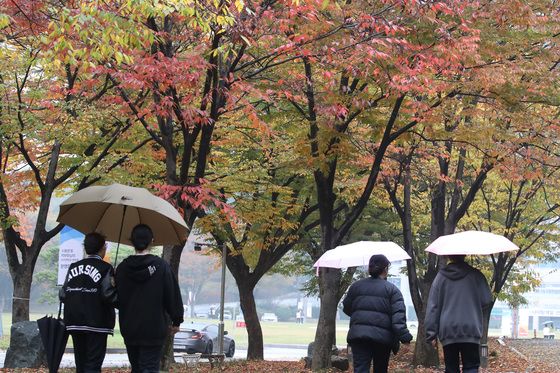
[37,303,68,373]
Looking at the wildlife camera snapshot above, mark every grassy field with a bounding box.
[0,313,352,349]
[2,313,519,351]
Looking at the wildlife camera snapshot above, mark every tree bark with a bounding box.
[481,302,494,342]
[228,249,265,360]
[11,264,33,323]
[160,243,187,371]
[159,333,175,371]
[412,290,439,367]
[386,163,441,367]
[311,267,342,370]
[238,282,263,360]
[479,303,493,367]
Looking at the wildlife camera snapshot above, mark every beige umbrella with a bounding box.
[57,183,188,262]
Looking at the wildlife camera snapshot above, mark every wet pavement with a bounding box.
[0,345,308,368]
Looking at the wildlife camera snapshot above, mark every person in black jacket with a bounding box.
[59,232,117,373]
[342,254,413,373]
[425,255,493,373]
[115,224,184,373]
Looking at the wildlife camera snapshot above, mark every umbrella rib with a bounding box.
[170,220,183,246]
[56,205,72,221]
[94,203,116,234]
[136,206,142,225]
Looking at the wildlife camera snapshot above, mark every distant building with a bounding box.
[496,263,560,338]
[387,261,417,322]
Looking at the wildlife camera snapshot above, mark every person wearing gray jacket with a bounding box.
[425,255,493,373]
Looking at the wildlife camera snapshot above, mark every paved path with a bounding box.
[0,345,308,368]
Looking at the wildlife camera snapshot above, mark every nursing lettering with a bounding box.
[67,264,102,283]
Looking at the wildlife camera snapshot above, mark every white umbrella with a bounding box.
[313,241,411,269]
[425,230,519,256]
[57,183,189,262]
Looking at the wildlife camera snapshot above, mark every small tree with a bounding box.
[0,1,149,322]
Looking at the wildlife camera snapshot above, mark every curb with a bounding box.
[58,344,311,354]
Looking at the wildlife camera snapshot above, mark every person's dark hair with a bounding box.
[84,232,106,255]
[368,254,390,277]
[130,224,153,251]
[447,254,466,263]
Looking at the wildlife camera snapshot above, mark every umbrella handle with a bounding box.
[113,205,127,267]
[57,302,62,319]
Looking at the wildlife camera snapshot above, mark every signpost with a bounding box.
[57,227,84,285]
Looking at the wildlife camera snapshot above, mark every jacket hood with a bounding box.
[440,262,472,280]
[118,254,160,283]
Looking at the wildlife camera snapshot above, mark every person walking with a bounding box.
[342,254,413,373]
[115,224,184,373]
[59,232,117,373]
[425,255,493,373]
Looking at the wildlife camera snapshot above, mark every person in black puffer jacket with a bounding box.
[116,224,184,373]
[343,254,413,373]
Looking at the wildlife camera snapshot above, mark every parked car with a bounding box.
[173,322,236,357]
[260,312,278,322]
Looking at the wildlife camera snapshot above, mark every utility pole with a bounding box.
[218,244,227,355]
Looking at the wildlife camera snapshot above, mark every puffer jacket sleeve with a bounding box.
[425,274,442,343]
[390,286,413,343]
[342,284,355,317]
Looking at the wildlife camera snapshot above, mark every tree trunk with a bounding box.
[412,279,440,367]
[482,305,492,343]
[159,333,175,371]
[11,266,33,323]
[239,282,263,360]
[413,318,439,367]
[189,293,196,319]
[479,301,494,368]
[160,243,186,371]
[311,268,342,370]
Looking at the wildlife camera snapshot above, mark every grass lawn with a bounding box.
[219,319,352,347]
[4,313,517,351]
[0,313,352,349]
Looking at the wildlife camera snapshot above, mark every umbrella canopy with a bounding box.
[57,183,188,247]
[425,230,519,256]
[37,313,68,373]
[313,241,411,269]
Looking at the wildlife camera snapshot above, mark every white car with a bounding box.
[261,312,278,322]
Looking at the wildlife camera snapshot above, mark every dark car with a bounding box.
[173,322,236,357]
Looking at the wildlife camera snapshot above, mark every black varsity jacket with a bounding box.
[59,255,117,334]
